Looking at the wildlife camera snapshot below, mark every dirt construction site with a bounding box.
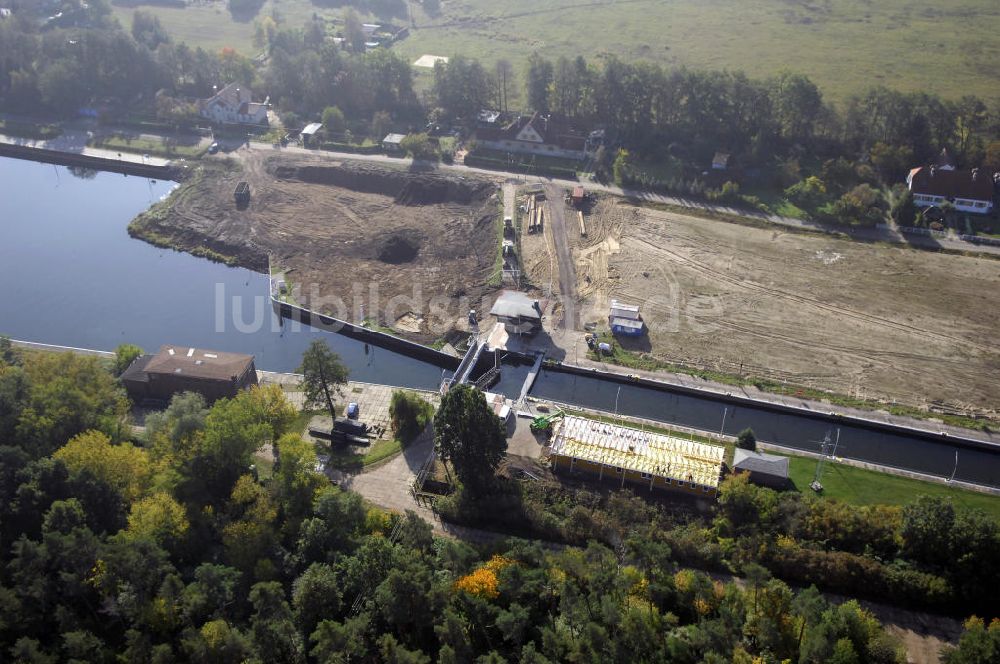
[131,150,501,342]
[526,193,1000,417]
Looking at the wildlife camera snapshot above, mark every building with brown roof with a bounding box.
[475,113,599,161]
[906,164,995,214]
[121,345,258,405]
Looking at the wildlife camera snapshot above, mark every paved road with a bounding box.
[544,184,579,330]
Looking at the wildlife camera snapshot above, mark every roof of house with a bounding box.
[934,148,956,170]
[732,449,790,478]
[143,345,255,382]
[383,133,406,144]
[610,299,641,320]
[203,83,252,109]
[477,112,588,151]
[712,151,730,168]
[119,354,153,384]
[908,166,994,202]
[551,415,725,488]
[490,290,542,320]
[478,109,501,124]
[301,122,323,136]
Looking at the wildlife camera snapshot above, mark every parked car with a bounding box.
[347,402,360,419]
[208,141,219,154]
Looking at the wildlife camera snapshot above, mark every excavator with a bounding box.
[530,409,565,433]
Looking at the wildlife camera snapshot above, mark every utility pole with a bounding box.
[948,451,959,482]
[719,407,728,436]
[810,428,840,492]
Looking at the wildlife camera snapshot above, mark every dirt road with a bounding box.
[545,184,579,331]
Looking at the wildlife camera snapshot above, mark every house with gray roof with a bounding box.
[732,449,790,488]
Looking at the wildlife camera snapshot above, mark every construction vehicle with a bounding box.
[530,408,565,433]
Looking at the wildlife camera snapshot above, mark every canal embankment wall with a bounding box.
[273,300,460,372]
[546,361,1000,454]
[0,141,176,180]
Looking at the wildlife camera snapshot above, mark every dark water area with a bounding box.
[0,157,444,390]
[531,368,1000,488]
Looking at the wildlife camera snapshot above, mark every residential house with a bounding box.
[906,164,994,214]
[475,112,597,161]
[198,83,269,126]
[121,345,258,405]
[549,415,725,497]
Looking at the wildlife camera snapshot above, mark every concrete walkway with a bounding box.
[338,429,505,544]
[0,130,173,167]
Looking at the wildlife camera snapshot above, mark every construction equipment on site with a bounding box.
[530,408,565,433]
[234,181,251,206]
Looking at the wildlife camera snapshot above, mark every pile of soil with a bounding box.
[272,162,492,205]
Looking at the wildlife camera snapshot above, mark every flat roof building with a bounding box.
[121,345,258,405]
[549,415,725,496]
[609,299,645,337]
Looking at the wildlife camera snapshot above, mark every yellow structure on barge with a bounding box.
[548,415,725,497]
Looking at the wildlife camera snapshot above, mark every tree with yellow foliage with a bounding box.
[125,491,189,546]
[55,430,151,503]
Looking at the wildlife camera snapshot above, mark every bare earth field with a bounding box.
[573,198,1000,416]
[131,151,500,341]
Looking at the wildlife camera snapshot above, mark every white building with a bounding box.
[199,83,268,126]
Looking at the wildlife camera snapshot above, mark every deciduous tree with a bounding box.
[433,385,506,495]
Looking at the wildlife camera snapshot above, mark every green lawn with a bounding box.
[90,134,207,159]
[784,454,1000,520]
[396,0,1000,104]
[324,437,403,471]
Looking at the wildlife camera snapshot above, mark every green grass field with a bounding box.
[113,0,1000,104]
[784,454,1000,520]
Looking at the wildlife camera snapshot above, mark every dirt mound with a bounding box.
[271,161,492,206]
[377,232,421,263]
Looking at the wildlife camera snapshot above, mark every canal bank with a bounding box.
[0,137,177,179]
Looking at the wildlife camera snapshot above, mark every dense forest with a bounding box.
[1,338,998,662]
